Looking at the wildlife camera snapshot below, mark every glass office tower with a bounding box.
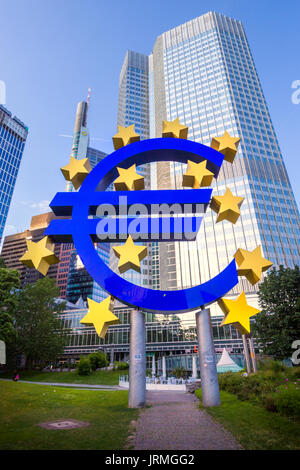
[57,100,111,300]
[112,50,153,288]
[151,12,299,299]
[0,105,28,244]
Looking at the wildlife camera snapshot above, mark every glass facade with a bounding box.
[0,105,28,244]
[56,100,111,301]
[152,12,299,298]
[111,50,153,288]
[59,305,247,366]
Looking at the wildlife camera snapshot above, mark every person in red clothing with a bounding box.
[12,370,19,381]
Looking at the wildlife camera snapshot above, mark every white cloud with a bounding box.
[18,200,51,213]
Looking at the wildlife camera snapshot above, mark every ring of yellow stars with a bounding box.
[210,131,240,163]
[60,156,91,190]
[113,235,147,274]
[162,118,188,139]
[114,164,144,191]
[218,291,261,335]
[19,236,60,276]
[234,245,273,285]
[112,125,140,150]
[182,160,214,189]
[210,188,244,224]
[80,297,120,338]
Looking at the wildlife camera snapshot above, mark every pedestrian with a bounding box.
[13,370,19,381]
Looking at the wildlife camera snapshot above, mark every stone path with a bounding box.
[132,391,243,450]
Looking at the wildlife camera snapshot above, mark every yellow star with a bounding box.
[112,125,140,150]
[182,160,214,189]
[218,291,261,335]
[162,118,188,139]
[210,131,240,163]
[234,246,273,285]
[113,235,147,274]
[210,188,244,224]
[19,236,60,276]
[60,156,91,190]
[80,297,120,338]
[114,164,144,191]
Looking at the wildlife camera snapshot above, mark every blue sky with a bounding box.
[1,0,299,240]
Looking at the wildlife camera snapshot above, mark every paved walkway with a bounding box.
[132,391,243,450]
[0,378,119,391]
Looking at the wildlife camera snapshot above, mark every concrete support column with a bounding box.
[109,348,114,366]
[242,334,252,374]
[196,308,220,407]
[151,354,156,378]
[162,356,166,379]
[192,354,197,379]
[128,309,146,408]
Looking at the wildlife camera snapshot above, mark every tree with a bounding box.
[0,256,7,268]
[88,351,108,370]
[0,268,20,344]
[13,277,68,368]
[253,265,300,361]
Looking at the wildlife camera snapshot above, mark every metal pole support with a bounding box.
[242,334,252,374]
[128,309,146,408]
[196,308,220,407]
[192,355,197,379]
[248,335,257,373]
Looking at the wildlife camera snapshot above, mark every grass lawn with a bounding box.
[0,381,138,450]
[195,389,300,450]
[0,369,123,385]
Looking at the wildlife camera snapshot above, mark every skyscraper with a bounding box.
[112,50,153,288]
[57,98,111,301]
[0,105,28,244]
[150,12,300,302]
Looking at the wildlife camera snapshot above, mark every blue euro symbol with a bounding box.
[45,138,238,313]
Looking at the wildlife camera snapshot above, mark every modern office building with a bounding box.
[115,12,300,305]
[58,303,247,370]
[0,105,28,244]
[153,12,299,295]
[56,98,111,300]
[56,144,109,299]
[111,50,154,289]
[1,212,60,286]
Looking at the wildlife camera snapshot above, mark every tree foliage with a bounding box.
[253,265,300,361]
[0,268,20,344]
[13,277,68,367]
[88,351,108,370]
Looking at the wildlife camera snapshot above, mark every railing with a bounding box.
[119,375,199,385]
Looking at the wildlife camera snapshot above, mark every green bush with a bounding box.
[114,361,129,370]
[261,393,277,412]
[172,367,186,378]
[88,352,108,370]
[274,383,300,418]
[77,358,91,376]
[218,372,244,395]
[291,366,300,379]
[258,358,288,374]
